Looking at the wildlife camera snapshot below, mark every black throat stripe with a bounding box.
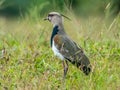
[50,26,59,47]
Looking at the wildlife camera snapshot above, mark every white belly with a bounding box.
[52,41,64,60]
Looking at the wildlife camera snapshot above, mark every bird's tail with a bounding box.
[76,53,91,75]
[65,51,91,75]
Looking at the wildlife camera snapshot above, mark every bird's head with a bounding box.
[44,12,70,26]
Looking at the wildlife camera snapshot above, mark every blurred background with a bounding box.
[0,0,120,44]
[0,0,120,19]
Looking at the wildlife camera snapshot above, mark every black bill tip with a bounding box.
[44,17,48,20]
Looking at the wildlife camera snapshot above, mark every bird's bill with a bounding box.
[44,17,49,20]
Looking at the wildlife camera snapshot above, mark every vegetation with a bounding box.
[0,0,120,17]
[0,0,120,90]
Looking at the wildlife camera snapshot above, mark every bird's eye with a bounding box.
[48,14,54,17]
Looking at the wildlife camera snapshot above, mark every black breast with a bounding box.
[50,25,59,47]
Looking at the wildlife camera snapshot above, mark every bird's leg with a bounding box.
[62,60,68,78]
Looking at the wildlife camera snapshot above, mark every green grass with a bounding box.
[0,13,120,90]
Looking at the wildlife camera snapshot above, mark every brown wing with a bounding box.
[54,35,89,62]
[53,34,91,75]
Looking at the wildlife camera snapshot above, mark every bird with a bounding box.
[44,12,91,78]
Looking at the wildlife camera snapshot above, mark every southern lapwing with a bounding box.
[44,12,91,77]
